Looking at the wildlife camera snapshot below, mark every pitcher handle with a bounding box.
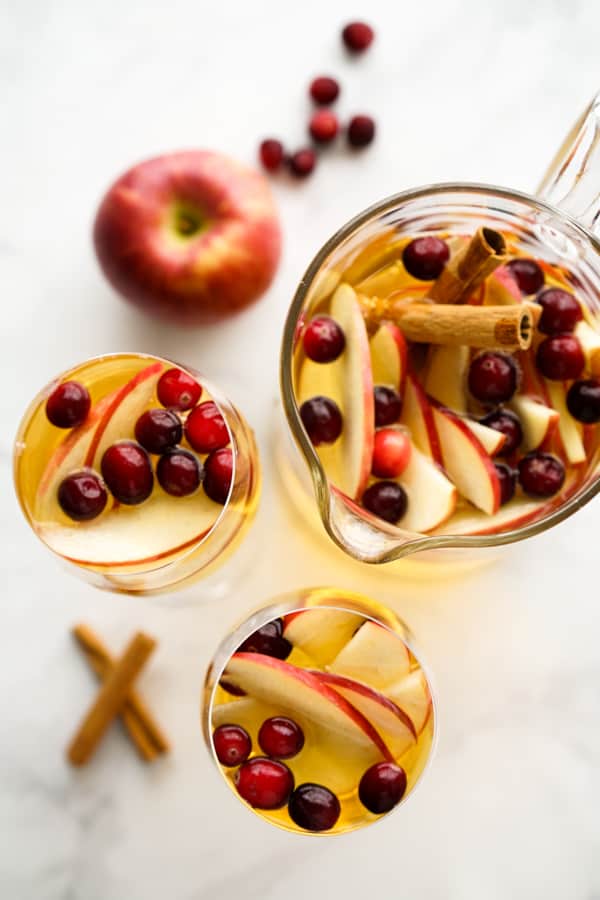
[537,91,600,236]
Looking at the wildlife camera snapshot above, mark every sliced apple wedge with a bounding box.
[544,379,586,464]
[509,394,559,452]
[462,418,506,456]
[399,442,457,533]
[212,696,278,730]
[355,261,411,298]
[424,345,469,413]
[369,322,408,393]
[517,350,551,404]
[483,266,522,305]
[282,609,363,666]
[401,373,442,464]
[386,670,432,735]
[431,403,501,514]
[574,320,600,376]
[328,621,410,690]
[343,232,406,285]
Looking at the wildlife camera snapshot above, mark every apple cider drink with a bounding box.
[14,353,260,592]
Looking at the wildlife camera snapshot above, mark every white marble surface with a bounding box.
[2,0,600,896]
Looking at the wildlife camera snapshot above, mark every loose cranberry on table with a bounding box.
[157,367,202,411]
[402,237,450,281]
[536,334,584,381]
[567,379,600,423]
[259,138,285,172]
[288,148,317,178]
[536,288,582,335]
[300,396,343,445]
[309,75,340,105]
[235,757,294,810]
[358,761,407,814]
[46,381,91,429]
[480,408,522,456]
[309,110,339,144]
[342,21,374,53]
[157,448,203,497]
[213,724,252,767]
[347,115,376,148]
[374,385,402,426]
[371,429,411,478]
[238,618,292,660]
[58,471,108,522]
[135,408,182,454]
[258,716,305,759]
[362,480,408,524]
[494,462,517,505]
[101,441,154,505]
[518,452,565,497]
[185,401,229,453]
[203,446,233,505]
[303,315,345,363]
[468,352,518,404]
[288,783,341,832]
[506,258,545,295]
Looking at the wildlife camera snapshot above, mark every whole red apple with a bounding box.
[93,150,282,323]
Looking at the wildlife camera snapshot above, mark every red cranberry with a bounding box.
[342,21,374,53]
[303,315,345,363]
[358,762,407,814]
[157,448,202,496]
[299,397,343,445]
[480,408,522,456]
[506,258,545,295]
[402,237,450,281]
[203,447,233,505]
[258,717,305,759]
[100,441,153,505]
[374,386,402,426]
[157,367,202,411]
[238,618,292,660]
[288,783,341,832]
[58,471,107,521]
[235,757,294,810]
[518,452,565,497]
[213,724,251,767]
[309,110,339,144]
[347,115,375,148]
[567,379,600,423]
[288,148,317,178]
[494,462,517,505]
[371,429,411,478]
[259,138,285,172]
[468,352,518,404]
[536,334,584,381]
[310,76,340,105]
[362,481,408,524]
[185,401,229,453]
[46,381,91,428]
[536,288,582,334]
[135,408,182,454]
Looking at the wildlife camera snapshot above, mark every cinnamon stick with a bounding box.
[429,227,507,304]
[72,625,169,762]
[68,632,156,766]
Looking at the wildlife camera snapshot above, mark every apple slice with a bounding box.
[282,609,364,666]
[386,670,432,735]
[315,671,417,758]
[544,379,586,464]
[431,403,501,514]
[399,442,457,533]
[424,345,469,413]
[212,696,278,730]
[400,373,442,464]
[343,232,406,285]
[517,350,551,404]
[509,394,559,452]
[462,418,507,456]
[574,320,600,376]
[356,261,411,298]
[369,322,408,393]
[328,620,410,690]
[483,266,522,305]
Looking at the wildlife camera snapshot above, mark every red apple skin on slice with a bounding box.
[462,418,507,456]
[509,395,559,453]
[544,378,586,464]
[483,266,521,305]
[399,442,457,533]
[401,373,443,465]
[282,609,364,666]
[385,670,432,736]
[369,322,408,394]
[328,621,410,690]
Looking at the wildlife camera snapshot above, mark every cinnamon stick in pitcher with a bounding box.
[429,227,507,304]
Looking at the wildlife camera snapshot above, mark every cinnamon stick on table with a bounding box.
[429,227,507,304]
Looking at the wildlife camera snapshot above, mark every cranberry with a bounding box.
[362,481,408,524]
[258,717,305,759]
[347,115,376,148]
[299,397,343,445]
[58,470,107,521]
[213,724,251,767]
[238,618,292,660]
[235,757,294,810]
[480,408,522,456]
[259,138,285,172]
[358,762,407,814]
[309,110,339,144]
[342,21,374,53]
[303,315,345,363]
[157,448,202,496]
[203,447,233,505]
[374,386,402,426]
[135,408,182,454]
[100,441,153,505]
[494,462,517,505]
[288,148,317,178]
[46,381,91,429]
[567,379,600,423]
[468,352,518,404]
[157,367,202,411]
[185,401,229,453]
[372,429,411,478]
[506,258,545,295]
[536,334,584,381]
[288,783,341,832]
[402,237,450,281]
[309,76,340,105]
[536,288,582,334]
[518,452,565,497]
